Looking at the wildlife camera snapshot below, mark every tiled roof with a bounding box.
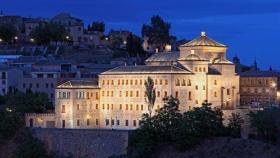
[101,65,191,75]
[180,32,226,47]
[239,71,280,77]
[145,52,179,62]
[57,80,99,88]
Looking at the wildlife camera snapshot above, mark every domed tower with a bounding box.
[178,32,227,63]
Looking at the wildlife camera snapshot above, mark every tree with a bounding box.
[89,22,105,32]
[227,113,244,138]
[144,77,156,117]
[126,33,145,57]
[142,15,171,51]
[0,24,17,44]
[249,107,280,144]
[30,23,68,45]
[14,129,49,158]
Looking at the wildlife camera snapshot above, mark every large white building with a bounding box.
[26,32,240,129]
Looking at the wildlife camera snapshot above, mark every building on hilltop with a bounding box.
[25,32,240,129]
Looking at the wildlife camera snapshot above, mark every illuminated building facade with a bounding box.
[25,32,240,129]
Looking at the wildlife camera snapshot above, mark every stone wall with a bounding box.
[31,128,128,158]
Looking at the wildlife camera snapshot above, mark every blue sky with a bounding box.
[1,0,280,69]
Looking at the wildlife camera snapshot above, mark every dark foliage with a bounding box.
[128,99,243,158]
[0,24,17,43]
[30,23,68,45]
[142,15,171,51]
[88,21,105,32]
[126,33,145,57]
[249,107,280,145]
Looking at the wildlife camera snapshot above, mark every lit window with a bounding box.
[77,104,80,110]
[119,104,122,110]
[175,91,178,98]
[61,105,66,113]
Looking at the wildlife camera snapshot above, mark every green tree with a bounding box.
[249,107,280,144]
[14,129,49,158]
[126,33,145,57]
[227,113,243,138]
[89,21,105,32]
[0,24,17,44]
[144,77,156,117]
[0,110,23,140]
[30,23,68,45]
[142,15,171,51]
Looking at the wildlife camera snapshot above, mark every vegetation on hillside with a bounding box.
[0,24,17,44]
[249,107,280,145]
[128,96,243,158]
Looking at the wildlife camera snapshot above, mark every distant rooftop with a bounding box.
[239,71,280,77]
[101,65,191,75]
[180,32,226,47]
[57,80,99,89]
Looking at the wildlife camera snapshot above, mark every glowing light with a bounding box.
[30,38,35,42]
[66,36,70,40]
[0,38,2,42]
[271,82,276,88]
[14,36,18,40]
[201,31,206,36]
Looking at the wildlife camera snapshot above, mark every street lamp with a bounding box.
[0,38,2,42]
[269,82,277,106]
[14,36,18,40]
[30,38,35,43]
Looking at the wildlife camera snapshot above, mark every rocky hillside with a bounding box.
[158,137,280,158]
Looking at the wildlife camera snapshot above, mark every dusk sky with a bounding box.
[2,0,280,69]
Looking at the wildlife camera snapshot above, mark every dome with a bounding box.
[180,32,226,47]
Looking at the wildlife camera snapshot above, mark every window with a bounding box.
[111,120,115,126]
[96,119,99,125]
[214,92,217,97]
[176,79,180,86]
[125,120,129,126]
[117,120,120,126]
[130,91,133,97]
[165,79,168,85]
[130,80,133,85]
[96,92,99,100]
[140,80,142,85]
[102,104,105,109]
[107,104,109,110]
[77,120,80,126]
[107,91,109,97]
[102,91,104,96]
[195,100,198,104]
[141,105,144,110]
[157,91,160,97]
[36,83,39,88]
[164,91,167,97]
[87,119,90,126]
[96,104,98,109]
[203,67,206,72]
[118,80,120,85]
[195,85,198,90]
[126,80,128,85]
[111,104,114,110]
[203,86,206,90]
[126,91,129,97]
[188,92,192,100]
[122,80,124,85]
[119,91,122,97]
[160,79,162,85]
[214,80,217,85]
[102,80,105,85]
[182,79,186,86]
[135,80,138,85]
[187,79,191,86]
[61,105,66,113]
[136,104,139,110]
[119,104,122,110]
[136,91,139,97]
[107,80,109,85]
[130,104,133,110]
[77,104,80,110]
[106,119,109,126]
[126,104,128,110]
[195,67,198,72]
[111,80,114,85]
[111,91,114,97]
[175,91,178,98]
[227,89,230,95]
[133,120,137,127]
